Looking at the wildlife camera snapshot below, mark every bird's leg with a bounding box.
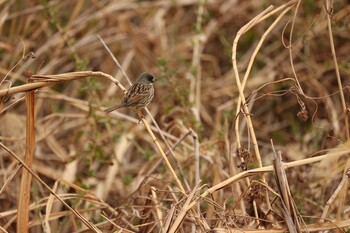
[135,108,145,124]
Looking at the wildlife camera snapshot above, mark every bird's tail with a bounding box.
[105,105,123,113]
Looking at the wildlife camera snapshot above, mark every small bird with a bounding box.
[105,72,155,113]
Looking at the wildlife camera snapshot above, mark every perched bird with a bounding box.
[105,72,155,113]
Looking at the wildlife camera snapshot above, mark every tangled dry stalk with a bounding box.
[0,0,349,232]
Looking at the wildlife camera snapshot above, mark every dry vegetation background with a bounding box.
[1,0,350,232]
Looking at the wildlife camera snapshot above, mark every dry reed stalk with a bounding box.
[324,0,349,140]
[150,186,163,230]
[288,0,303,93]
[232,1,297,222]
[44,181,59,233]
[168,182,203,233]
[0,71,123,98]
[324,0,350,219]
[0,163,21,196]
[190,129,200,214]
[162,204,176,233]
[17,80,35,233]
[189,0,206,124]
[143,129,194,180]
[320,168,350,222]
[131,108,206,231]
[145,107,192,190]
[135,109,186,195]
[272,149,302,233]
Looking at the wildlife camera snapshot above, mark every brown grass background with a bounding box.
[0,0,350,232]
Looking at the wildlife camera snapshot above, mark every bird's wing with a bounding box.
[123,84,151,106]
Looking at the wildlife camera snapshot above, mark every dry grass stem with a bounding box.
[324,0,349,139]
[17,86,35,233]
[168,182,203,233]
[0,71,124,97]
[320,168,350,222]
[288,0,303,93]
[136,109,186,195]
[272,149,302,233]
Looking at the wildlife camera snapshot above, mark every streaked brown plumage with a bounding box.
[105,72,155,113]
